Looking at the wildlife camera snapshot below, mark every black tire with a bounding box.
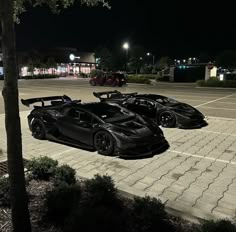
[158,111,176,128]
[94,131,114,156]
[112,80,118,87]
[31,118,46,140]
[118,81,123,87]
[90,80,96,86]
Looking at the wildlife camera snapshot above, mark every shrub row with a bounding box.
[127,75,152,84]
[196,77,236,88]
[156,75,170,82]
[77,72,89,78]
[20,74,59,79]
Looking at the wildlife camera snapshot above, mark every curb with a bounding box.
[196,86,236,90]
[117,187,206,224]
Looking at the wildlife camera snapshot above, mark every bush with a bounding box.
[63,175,125,232]
[127,75,151,84]
[196,78,236,88]
[78,72,88,78]
[45,182,81,226]
[222,80,236,88]
[0,177,10,207]
[128,196,175,232]
[82,174,121,208]
[54,165,76,186]
[200,219,236,232]
[26,156,58,181]
[156,74,170,82]
[64,204,127,232]
[90,69,103,78]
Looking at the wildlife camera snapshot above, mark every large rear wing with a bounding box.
[21,95,72,107]
[93,90,137,100]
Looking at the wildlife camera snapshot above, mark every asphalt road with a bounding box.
[0,78,236,119]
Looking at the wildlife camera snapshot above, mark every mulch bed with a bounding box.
[0,180,61,232]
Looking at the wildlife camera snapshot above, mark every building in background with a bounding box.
[19,47,96,77]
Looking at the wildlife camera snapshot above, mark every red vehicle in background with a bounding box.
[89,71,126,87]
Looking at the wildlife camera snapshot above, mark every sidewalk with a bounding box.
[0,112,236,222]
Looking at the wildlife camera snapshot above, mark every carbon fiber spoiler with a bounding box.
[93,90,121,99]
[93,90,137,99]
[21,95,72,107]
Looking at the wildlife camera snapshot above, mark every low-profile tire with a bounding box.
[158,111,176,128]
[118,81,123,87]
[90,80,96,86]
[112,80,118,87]
[94,131,114,156]
[31,118,46,140]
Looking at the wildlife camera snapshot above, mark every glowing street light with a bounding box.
[146,52,155,65]
[123,42,129,50]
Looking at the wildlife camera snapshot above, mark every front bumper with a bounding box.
[115,138,169,158]
[177,117,208,129]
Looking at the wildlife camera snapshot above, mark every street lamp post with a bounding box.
[147,52,155,66]
[122,42,129,72]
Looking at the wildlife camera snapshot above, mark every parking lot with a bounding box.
[0,78,236,221]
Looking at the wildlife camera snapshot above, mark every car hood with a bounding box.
[105,118,158,138]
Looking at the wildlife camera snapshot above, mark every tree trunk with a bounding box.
[0,1,31,232]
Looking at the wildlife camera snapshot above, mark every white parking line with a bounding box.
[211,101,236,105]
[207,116,236,121]
[194,94,235,107]
[200,106,236,111]
[169,150,236,165]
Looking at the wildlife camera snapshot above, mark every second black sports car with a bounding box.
[93,90,208,129]
[21,95,169,158]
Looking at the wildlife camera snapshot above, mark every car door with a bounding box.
[56,108,95,145]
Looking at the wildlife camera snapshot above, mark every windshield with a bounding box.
[156,97,178,105]
[82,103,134,122]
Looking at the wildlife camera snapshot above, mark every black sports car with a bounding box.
[93,90,208,129]
[21,95,169,158]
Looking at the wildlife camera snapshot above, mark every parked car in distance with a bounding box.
[89,72,126,87]
[21,95,169,158]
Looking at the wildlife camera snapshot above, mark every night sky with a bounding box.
[15,0,236,58]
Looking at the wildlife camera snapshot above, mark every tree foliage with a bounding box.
[156,56,172,70]
[13,0,110,22]
[128,45,145,74]
[95,46,113,70]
